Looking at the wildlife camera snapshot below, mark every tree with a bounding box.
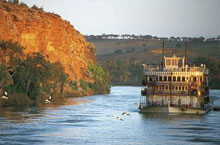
[114,49,122,54]
[0,40,24,70]
[199,36,205,42]
[88,62,110,93]
[176,43,181,48]
[0,64,8,88]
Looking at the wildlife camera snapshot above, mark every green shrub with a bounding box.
[0,64,8,88]
[32,5,38,10]
[0,93,31,107]
[69,80,78,90]
[80,79,90,91]
[0,40,68,106]
[88,62,110,94]
[19,2,28,8]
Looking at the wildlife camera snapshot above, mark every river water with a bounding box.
[0,86,220,145]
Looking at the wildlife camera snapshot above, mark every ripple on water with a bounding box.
[0,87,220,145]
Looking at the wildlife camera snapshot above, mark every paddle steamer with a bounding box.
[140,43,211,114]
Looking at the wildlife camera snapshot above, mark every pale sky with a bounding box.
[21,0,220,38]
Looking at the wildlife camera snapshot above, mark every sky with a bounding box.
[21,0,220,38]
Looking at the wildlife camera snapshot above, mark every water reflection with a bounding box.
[140,112,203,121]
[0,107,44,124]
[0,97,91,124]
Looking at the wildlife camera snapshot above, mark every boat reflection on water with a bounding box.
[140,112,203,121]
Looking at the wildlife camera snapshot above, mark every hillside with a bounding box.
[88,38,220,64]
[0,1,110,107]
[0,1,96,82]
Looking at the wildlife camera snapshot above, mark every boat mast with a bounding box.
[185,42,188,66]
[161,41,165,70]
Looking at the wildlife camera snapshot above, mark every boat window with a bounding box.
[169,86,171,90]
[176,86,178,90]
[182,86,184,91]
[164,76,167,81]
[173,86,175,90]
[149,76,153,82]
[200,77,202,82]
[185,86,188,90]
[193,77,197,82]
[168,76,171,81]
[156,76,158,81]
[182,77,185,82]
[159,76,162,81]
[179,86,181,91]
[166,86,168,90]
[173,76,176,81]
[177,76,181,81]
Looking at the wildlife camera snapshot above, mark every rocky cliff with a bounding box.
[0,1,96,82]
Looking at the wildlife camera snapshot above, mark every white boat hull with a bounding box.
[139,106,211,115]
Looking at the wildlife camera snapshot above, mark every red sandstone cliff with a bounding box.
[0,1,96,82]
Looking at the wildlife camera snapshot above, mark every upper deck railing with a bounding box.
[143,64,208,74]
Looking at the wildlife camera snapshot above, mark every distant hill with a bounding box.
[86,36,220,64]
[86,35,220,88]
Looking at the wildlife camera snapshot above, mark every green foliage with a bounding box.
[0,93,31,107]
[176,43,181,48]
[69,80,78,90]
[79,63,110,94]
[19,2,28,8]
[0,39,110,107]
[0,40,23,69]
[88,62,110,93]
[101,60,143,86]
[12,0,19,5]
[0,64,8,88]
[114,49,122,54]
[0,40,68,106]
[32,4,40,10]
[80,79,89,91]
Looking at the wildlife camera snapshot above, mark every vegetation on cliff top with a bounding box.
[0,40,110,107]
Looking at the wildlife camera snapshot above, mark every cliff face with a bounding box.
[0,1,96,82]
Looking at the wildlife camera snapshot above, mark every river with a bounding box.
[0,86,220,145]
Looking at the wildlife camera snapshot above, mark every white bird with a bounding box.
[45,99,51,104]
[48,96,52,100]
[122,112,130,116]
[45,95,52,104]
[1,96,8,100]
[112,116,123,121]
[4,91,8,96]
